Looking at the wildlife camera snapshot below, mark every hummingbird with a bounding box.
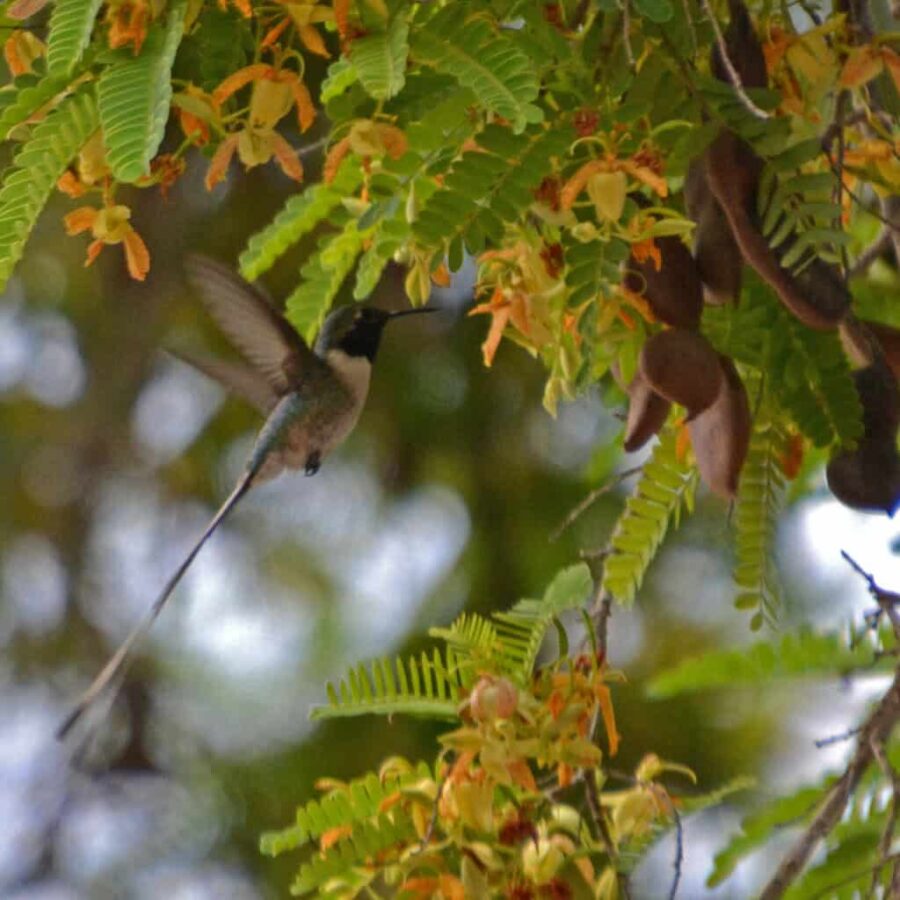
[59,255,437,738]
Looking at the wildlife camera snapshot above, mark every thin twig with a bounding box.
[842,550,900,642]
[850,227,893,278]
[584,769,619,863]
[621,0,635,68]
[814,725,862,748]
[551,466,643,541]
[665,796,684,900]
[869,739,900,897]
[832,91,851,279]
[698,0,770,119]
[759,665,900,899]
[806,852,900,899]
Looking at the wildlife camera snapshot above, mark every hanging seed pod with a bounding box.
[624,370,672,452]
[684,161,743,306]
[711,0,769,90]
[639,328,724,418]
[623,236,704,328]
[865,320,900,380]
[854,362,900,444]
[704,132,849,330]
[688,355,751,498]
[826,443,900,516]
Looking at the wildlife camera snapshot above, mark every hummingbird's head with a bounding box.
[315,304,435,362]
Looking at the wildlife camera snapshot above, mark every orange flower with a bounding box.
[64,204,150,281]
[469,286,512,367]
[106,0,150,53]
[217,0,252,17]
[176,86,216,146]
[630,236,661,271]
[3,30,44,76]
[562,153,668,210]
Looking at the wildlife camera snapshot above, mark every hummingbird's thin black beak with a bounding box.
[388,306,440,319]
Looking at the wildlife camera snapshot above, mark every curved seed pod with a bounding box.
[624,371,672,452]
[854,362,900,444]
[704,132,849,330]
[865,320,900,380]
[688,355,751,498]
[623,236,704,328]
[639,328,724,418]
[827,442,900,516]
[711,0,769,90]
[684,161,742,306]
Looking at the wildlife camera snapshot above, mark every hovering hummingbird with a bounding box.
[59,255,437,737]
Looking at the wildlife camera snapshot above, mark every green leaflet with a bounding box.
[0,72,73,139]
[0,89,98,291]
[260,763,432,857]
[314,563,593,719]
[239,161,363,281]
[284,220,366,344]
[413,123,572,254]
[564,235,629,306]
[733,408,785,630]
[46,0,103,75]
[313,650,463,721]
[646,628,884,699]
[291,813,418,896]
[349,15,408,100]
[707,783,829,887]
[410,6,542,132]
[97,0,186,182]
[773,315,863,449]
[601,429,698,606]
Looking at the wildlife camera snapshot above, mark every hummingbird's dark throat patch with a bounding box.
[338,324,385,362]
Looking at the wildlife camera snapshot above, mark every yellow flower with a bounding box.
[64,204,150,281]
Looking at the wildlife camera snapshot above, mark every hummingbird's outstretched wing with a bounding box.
[58,392,308,740]
[184,255,317,395]
[166,346,278,413]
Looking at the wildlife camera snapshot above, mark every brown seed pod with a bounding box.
[711,0,769,90]
[684,161,742,306]
[865,320,900,381]
[854,362,900,444]
[826,442,900,516]
[688,355,751,498]
[623,236,704,328]
[639,328,724,418]
[704,132,849,330]
[624,371,672,452]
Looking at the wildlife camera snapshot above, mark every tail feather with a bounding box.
[57,470,255,739]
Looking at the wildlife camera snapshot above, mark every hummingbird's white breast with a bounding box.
[254,349,372,482]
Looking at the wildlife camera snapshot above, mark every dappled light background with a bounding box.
[2,150,899,899]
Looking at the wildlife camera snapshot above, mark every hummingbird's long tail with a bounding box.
[56,470,257,739]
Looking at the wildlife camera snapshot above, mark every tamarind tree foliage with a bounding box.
[2,0,900,895]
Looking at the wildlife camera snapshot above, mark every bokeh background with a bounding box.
[2,140,899,898]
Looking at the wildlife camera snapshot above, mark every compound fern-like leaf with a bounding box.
[312,649,462,720]
[239,161,362,281]
[46,0,103,75]
[411,7,542,132]
[733,408,785,630]
[601,429,698,606]
[291,812,418,896]
[260,762,432,857]
[97,0,186,182]
[349,15,408,100]
[285,220,366,344]
[647,628,884,699]
[0,88,98,291]
[0,72,73,139]
[413,123,571,256]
